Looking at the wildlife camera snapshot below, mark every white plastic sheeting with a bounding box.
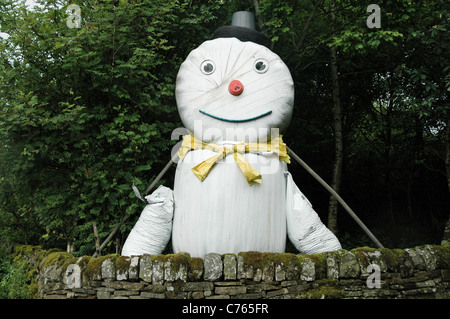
[121,185,174,257]
[166,34,339,258]
[175,37,294,143]
[285,171,342,254]
[172,147,341,258]
[172,148,287,258]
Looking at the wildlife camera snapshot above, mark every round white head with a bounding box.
[175,37,294,143]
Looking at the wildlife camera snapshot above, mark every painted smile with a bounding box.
[199,109,272,123]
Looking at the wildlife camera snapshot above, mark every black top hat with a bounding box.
[213,11,271,48]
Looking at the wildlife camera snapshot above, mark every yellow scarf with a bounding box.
[178,134,290,186]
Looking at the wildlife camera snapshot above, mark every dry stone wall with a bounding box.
[14,243,450,299]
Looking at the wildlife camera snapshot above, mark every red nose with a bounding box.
[228,80,244,96]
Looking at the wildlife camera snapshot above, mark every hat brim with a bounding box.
[213,25,271,49]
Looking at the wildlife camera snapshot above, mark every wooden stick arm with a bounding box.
[145,156,176,194]
[92,155,177,258]
[286,146,384,249]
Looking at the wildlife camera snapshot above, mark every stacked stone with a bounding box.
[31,243,450,299]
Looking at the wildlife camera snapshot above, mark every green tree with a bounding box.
[0,0,225,255]
[255,0,449,245]
[1,0,448,253]
[324,0,449,241]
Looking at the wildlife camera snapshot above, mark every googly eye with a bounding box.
[254,58,269,74]
[200,60,215,75]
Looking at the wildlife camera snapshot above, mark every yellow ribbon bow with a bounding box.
[178,134,291,186]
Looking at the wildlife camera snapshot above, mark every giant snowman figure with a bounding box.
[122,12,341,258]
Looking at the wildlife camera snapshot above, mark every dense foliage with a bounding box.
[0,246,31,298]
[0,0,448,257]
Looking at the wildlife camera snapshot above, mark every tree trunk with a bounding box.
[66,221,76,254]
[115,237,121,255]
[253,0,269,38]
[381,80,395,225]
[66,242,74,254]
[443,117,450,244]
[446,117,450,193]
[384,104,394,225]
[327,0,343,235]
[93,222,101,257]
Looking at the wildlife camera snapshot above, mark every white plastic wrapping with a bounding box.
[175,37,294,143]
[171,32,339,258]
[171,35,295,259]
[172,148,287,258]
[285,171,341,254]
[121,185,174,256]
